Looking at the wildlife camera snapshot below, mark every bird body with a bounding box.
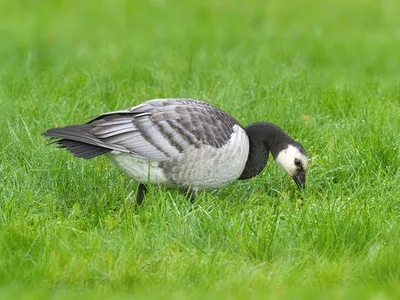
[106,124,248,190]
[43,98,307,203]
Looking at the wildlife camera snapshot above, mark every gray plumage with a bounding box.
[43,98,308,204]
[45,99,240,160]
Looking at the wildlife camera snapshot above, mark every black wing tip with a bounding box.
[42,127,112,159]
[42,128,55,137]
[42,128,63,147]
[42,127,69,138]
[45,138,112,159]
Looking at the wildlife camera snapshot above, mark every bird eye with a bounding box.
[294,158,302,167]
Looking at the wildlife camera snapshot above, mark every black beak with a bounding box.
[292,173,306,189]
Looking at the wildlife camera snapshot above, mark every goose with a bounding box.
[43,98,308,204]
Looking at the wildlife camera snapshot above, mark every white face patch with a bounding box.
[275,144,308,176]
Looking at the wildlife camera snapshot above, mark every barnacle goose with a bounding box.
[43,98,308,204]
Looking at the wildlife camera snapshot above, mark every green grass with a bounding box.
[1,0,400,299]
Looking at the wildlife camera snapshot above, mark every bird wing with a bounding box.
[65,99,241,161]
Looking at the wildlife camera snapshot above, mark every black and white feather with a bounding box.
[43,98,308,203]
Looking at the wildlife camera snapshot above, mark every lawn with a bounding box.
[1,0,400,299]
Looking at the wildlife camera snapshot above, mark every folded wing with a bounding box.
[43,98,241,161]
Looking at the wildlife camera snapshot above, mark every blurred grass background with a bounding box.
[0,0,400,299]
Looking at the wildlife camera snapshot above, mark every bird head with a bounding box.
[274,144,308,189]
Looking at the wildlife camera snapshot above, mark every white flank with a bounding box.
[107,153,170,185]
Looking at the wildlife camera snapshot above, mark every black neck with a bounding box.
[238,122,294,180]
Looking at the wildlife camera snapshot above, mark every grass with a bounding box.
[1,0,400,299]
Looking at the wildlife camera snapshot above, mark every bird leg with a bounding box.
[136,183,147,205]
[179,187,196,203]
